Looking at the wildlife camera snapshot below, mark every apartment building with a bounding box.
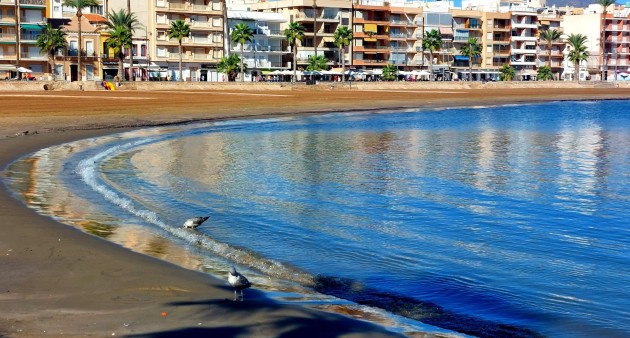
[602,8,630,81]
[250,0,352,70]
[0,0,19,74]
[151,0,225,81]
[510,4,538,79]
[561,10,601,81]
[482,11,511,75]
[386,2,422,69]
[423,8,453,80]
[451,8,483,80]
[537,8,563,78]
[0,0,48,74]
[228,10,290,81]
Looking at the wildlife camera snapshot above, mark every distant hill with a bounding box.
[546,0,620,8]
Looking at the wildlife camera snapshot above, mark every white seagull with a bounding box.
[228,266,252,301]
[182,216,209,229]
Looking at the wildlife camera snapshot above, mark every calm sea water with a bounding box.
[3,100,630,337]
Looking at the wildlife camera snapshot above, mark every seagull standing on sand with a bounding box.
[182,216,209,229]
[228,266,252,301]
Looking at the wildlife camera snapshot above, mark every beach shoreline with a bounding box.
[2,85,630,337]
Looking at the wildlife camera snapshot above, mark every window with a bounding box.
[132,45,137,56]
[141,44,146,57]
[212,17,221,27]
[157,47,166,57]
[487,32,492,40]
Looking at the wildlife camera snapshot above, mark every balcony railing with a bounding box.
[19,0,45,5]
[20,33,41,40]
[0,0,16,4]
[0,33,16,41]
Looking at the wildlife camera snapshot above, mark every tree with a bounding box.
[334,26,352,82]
[231,22,254,82]
[382,64,398,81]
[306,55,327,71]
[499,64,515,81]
[567,33,589,81]
[599,0,616,80]
[106,24,132,81]
[105,9,141,81]
[537,65,553,81]
[168,20,191,81]
[459,37,482,81]
[36,23,67,80]
[217,54,243,82]
[422,29,442,76]
[62,0,99,81]
[284,22,305,83]
[539,29,561,68]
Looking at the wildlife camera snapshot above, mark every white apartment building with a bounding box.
[228,10,290,81]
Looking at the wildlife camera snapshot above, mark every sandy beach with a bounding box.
[2,84,630,337]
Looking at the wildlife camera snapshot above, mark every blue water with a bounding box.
[4,100,630,337]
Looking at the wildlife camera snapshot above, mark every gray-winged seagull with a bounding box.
[183,216,209,229]
[228,266,252,301]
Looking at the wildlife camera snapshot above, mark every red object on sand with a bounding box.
[161,312,167,317]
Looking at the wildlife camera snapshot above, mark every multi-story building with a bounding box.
[150,0,225,81]
[537,8,563,79]
[387,1,422,70]
[451,8,483,80]
[423,7,453,80]
[59,14,106,81]
[602,7,630,81]
[509,3,538,79]
[352,0,390,69]
[561,7,602,81]
[228,10,290,81]
[0,0,19,76]
[250,0,352,70]
[482,11,511,78]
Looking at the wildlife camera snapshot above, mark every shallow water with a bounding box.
[3,100,630,338]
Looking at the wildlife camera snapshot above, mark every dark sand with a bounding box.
[2,86,630,337]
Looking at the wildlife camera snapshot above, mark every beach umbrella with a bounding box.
[17,67,32,73]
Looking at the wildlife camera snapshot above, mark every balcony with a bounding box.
[254,29,283,37]
[0,17,16,25]
[511,47,537,54]
[353,59,388,66]
[190,3,221,14]
[20,52,46,60]
[19,32,41,41]
[192,53,216,60]
[0,32,16,42]
[19,0,45,6]
[0,0,16,4]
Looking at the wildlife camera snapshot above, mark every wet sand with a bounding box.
[2,86,630,337]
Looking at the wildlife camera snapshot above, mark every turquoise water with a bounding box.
[3,100,630,337]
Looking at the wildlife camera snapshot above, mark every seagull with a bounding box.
[182,216,209,229]
[228,266,252,301]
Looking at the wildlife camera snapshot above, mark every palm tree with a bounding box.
[63,0,100,81]
[422,29,442,76]
[382,64,398,81]
[599,0,616,80]
[306,55,327,71]
[231,23,254,82]
[222,0,229,56]
[459,37,482,81]
[168,20,191,81]
[537,65,553,81]
[36,24,67,80]
[106,24,132,81]
[499,64,515,81]
[567,33,589,81]
[217,54,242,81]
[105,9,141,81]
[539,29,561,68]
[334,26,352,82]
[284,22,305,82]
[312,0,318,58]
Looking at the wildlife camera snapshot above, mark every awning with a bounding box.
[322,36,335,43]
[520,69,536,76]
[454,55,469,61]
[17,66,32,73]
[21,24,45,30]
[439,27,453,35]
[0,64,17,71]
[364,38,376,42]
[364,24,377,33]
